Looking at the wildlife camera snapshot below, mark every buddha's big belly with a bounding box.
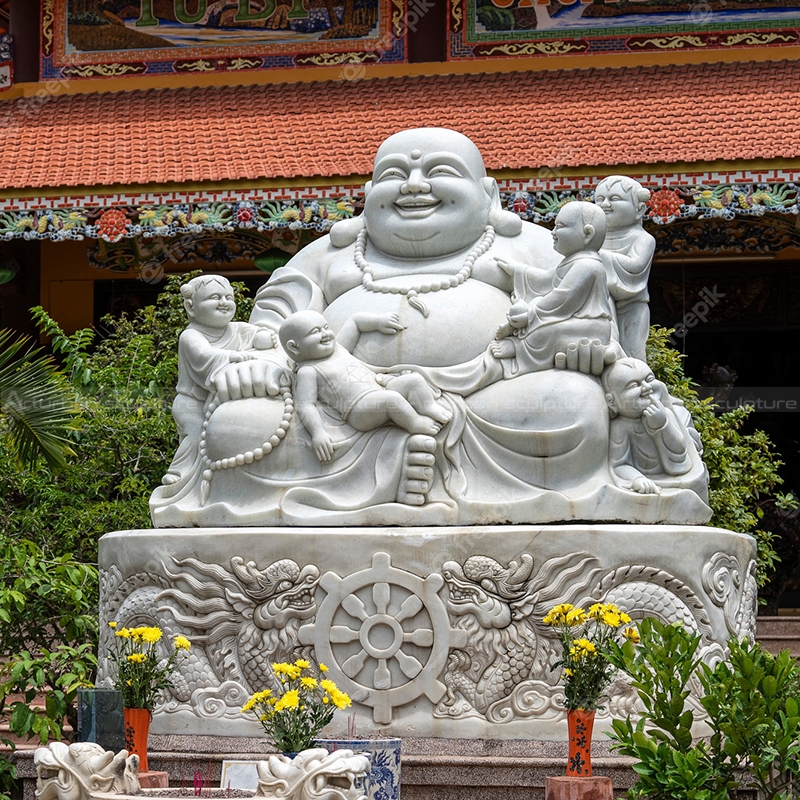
[323,278,511,368]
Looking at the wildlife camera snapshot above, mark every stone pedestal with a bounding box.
[99,525,755,741]
[546,776,613,800]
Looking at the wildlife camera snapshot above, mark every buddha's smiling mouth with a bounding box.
[394,197,440,213]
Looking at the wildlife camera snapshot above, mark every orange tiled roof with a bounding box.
[0,59,798,192]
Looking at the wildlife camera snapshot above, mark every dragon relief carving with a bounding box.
[438,552,724,722]
[101,556,320,715]
[702,552,758,641]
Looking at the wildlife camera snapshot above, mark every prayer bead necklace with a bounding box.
[353,224,496,318]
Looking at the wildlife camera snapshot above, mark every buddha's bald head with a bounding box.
[373,128,488,181]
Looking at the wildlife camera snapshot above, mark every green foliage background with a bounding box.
[0,274,252,791]
[646,327,791,587]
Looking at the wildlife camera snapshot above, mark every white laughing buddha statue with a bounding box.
[150,128,710,527]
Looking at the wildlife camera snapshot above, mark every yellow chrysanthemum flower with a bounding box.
[301,677,318,689]
[115,628,131,639]
[174,635,191,651]
[331,691,352,710]
[602,611,622,628]
[623,626,641,643]
[275,690,300,711]
[569,638,596,659]
[294,659,310,669]
[108,621,117,629]
[140,627,163,644]
[320,679,337,693]
[566,608,588,626]
[127,653,146,663]
[543,603,575,626]
[319,663,329,672]
[588,603,604,620]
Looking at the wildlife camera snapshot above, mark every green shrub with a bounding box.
[0,274,252,796]
[647,327,793,587]
[607,619,800,799]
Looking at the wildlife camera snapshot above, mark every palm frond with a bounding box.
[0,329,79,470]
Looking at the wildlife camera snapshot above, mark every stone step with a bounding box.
[756,615,800,657]
[10,739,759,800]
[756,615,800,635]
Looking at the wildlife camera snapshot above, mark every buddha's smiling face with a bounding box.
[364,128,495,259]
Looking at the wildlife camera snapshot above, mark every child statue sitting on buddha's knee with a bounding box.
[491,201,621,376]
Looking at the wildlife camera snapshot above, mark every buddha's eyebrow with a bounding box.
[421,153,473,176]
[373,156,410,177]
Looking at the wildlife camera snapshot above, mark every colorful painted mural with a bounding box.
[0,35,11,91]
[449,0,800,59]
[42,0,406,80]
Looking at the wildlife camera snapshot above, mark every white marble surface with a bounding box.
[149,129,709,528]
[99,525,755,741]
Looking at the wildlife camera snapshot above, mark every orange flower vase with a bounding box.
[566,708,595,777]
[124,707,152,773]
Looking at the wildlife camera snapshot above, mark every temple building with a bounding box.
[1,1,799,600]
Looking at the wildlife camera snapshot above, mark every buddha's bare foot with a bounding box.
[162,472,180,486]
[397,435,436,505]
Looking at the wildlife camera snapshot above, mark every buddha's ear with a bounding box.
[484,176,523,237]
[364,180,373,197]
[605,392,618,417]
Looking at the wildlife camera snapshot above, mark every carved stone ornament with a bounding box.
[34,742,140,800]
[98,526,756,740]
[149,128,711,529]
[255,749,369,800]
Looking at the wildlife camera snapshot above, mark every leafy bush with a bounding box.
[607,619,800,800]
[0,274,252,794]
[647,327,793,587]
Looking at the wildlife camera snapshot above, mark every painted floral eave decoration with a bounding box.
[0,184,797,243]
